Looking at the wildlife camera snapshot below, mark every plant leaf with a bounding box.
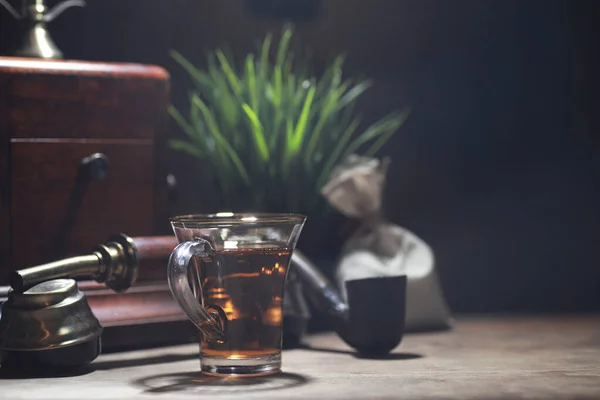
[342,113,406,160]
[273,27,292,108]
[168,105,197,140]
[317,117,360,188]
[304,80,350,167]
[337,80,372,110]
[276,26,293,73]
[246,54,258,111]
[273,66,283,108]
[260,32,272,80]
[216,49,242,95]
[282,118,295,177]
[364,108,411,156]
[203,54,241,134]
[187,93,214,150]
[192,95,251,185]
[171,50,213,92]
[169,139,204,158]
[316,55,345,98]
[241,103,270,162]
[290,84,316,153]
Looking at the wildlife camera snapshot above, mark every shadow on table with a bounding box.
[0,365,95,379]
[299,344,423,360]
[93,353,198,370]
[133,371,310,394]
[0,353,199,379]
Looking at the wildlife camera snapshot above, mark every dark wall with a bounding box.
[2,0,599,313]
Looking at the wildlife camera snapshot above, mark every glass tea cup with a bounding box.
[167,213,306,377]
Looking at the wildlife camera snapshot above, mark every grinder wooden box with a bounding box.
[0,57,193,349]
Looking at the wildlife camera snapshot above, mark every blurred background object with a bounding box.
[1,0,599,318]
[167,27,408,216]
[0,0,85,59]
[167,26,409,267]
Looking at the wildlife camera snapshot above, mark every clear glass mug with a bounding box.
[167,213,306,377]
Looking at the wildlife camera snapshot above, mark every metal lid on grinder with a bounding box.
[0,279,102,351]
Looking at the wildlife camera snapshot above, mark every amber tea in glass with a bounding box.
[167,213,306,377]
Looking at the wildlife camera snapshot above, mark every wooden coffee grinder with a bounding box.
[0,0,194,349]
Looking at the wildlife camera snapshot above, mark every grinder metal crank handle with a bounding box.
[10,234,178,293]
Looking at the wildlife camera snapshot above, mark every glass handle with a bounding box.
[167,240,226,343]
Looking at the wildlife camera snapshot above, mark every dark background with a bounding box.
[1,0,599,314]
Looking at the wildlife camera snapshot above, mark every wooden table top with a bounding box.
[1,315,599,399]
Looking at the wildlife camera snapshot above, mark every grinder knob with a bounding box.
[80,152,110,181]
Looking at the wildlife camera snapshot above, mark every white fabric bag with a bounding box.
[321,155,453,332]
